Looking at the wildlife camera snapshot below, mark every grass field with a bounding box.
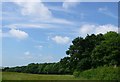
[0,71,2,81]
[2,67,120,80]
[2,72,83,80]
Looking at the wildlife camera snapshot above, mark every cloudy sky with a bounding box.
[1,1,118,67]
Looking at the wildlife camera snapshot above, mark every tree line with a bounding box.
[2,63,69,74]
[3,31,120,74]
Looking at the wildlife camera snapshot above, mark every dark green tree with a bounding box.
[91,31,120,67]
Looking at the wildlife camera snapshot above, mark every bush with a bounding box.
[73,66,120,80]
[73,71,80,77]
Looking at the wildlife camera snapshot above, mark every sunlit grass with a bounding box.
[2,72,83,80]
[0,71,2,81]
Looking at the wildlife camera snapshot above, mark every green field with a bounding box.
[2,67,120,80]
[2,72,83,80]
[0,71,2,81]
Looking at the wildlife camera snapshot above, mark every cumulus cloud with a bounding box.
[78,24,118,36]
[1,26,28,40]
[52,36,70,44]
[15,0,52,19]
[5,24,28,40]
[79,24,95,35]
[9,29,28,40]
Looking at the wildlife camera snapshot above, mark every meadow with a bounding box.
[0,72,2,82]
[2,72,83,80]
[2,66,120,81]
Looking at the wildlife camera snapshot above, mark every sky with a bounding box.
[1,1,118,67]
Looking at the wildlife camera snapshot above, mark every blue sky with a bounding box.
[1,1,118,67]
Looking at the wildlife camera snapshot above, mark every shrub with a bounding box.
[74,66,120,80]
[73,71,80,77]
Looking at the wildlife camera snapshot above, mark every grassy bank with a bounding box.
[74,66,120,80]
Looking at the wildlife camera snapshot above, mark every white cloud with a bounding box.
[50,18,74,25]
[5,23,56,29]
[52,36,70,44]
[78,24,118,36]
[16,1,52,19]
[95,24,118,34]
[9,29,28,40]
[2,0,75,31]
[79,24,95,34]
[63,0,79,9]
[11,0,73,25]
[3,21,74,30]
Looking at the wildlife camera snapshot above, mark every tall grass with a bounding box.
[2,72,83,80]
[74,66,120,80]
[0,72,2,81]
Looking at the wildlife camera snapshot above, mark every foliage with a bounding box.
[73,71,80,77]
[65,33,105,71]
[75,66,120,80]
[91,31,120,67]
